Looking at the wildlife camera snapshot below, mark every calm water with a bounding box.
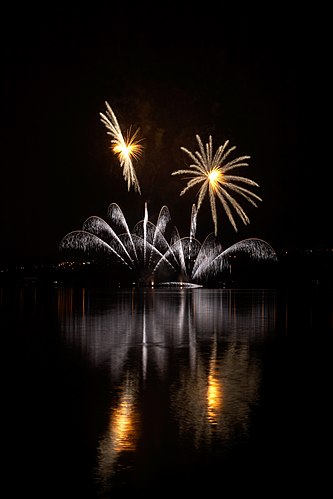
[3,284,333,496]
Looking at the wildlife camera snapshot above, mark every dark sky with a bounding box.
[1,6,330,264]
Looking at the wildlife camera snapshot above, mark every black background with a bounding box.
[1,5,330,264]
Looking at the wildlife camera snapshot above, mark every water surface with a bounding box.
[3,285,332,496]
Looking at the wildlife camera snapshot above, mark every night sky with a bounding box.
[1,6,330,264]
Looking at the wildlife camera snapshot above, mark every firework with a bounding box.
[59,201,277,285]
[172,134,262,235]
[100,101,144,193]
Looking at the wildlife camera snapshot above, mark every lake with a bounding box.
[2,283,332,497]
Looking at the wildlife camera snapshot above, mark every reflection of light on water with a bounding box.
[171,341,261,448]
[82,287,85,315]
[57,287,74,316]
[58,287,276,487]
[207,373,223,425]
[96,376,140,489]
[110,393,137,452]
[207,341,223,425]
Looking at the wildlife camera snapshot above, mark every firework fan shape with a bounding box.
[59,202,277,285]
[100,101,144,193]
[172,134,262,236]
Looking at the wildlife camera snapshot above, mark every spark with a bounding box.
[100,101,144,194]
[172,135,262,235]
[60,202,277,286]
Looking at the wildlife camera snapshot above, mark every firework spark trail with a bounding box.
[143,202,148,265]
[59,231,133,268]
[100,101,143,194]
[82,216,134,265]
[107,202,139,264]
[190,204,197,242]
[192,238,277,281]
[169,227,187,276]
[172,135,262,236]
[147,205,171,269]
[59,202,277,284]
[191,233,224,279]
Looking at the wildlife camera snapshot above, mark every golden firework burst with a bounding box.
[172,134,262,235]
[100,102,144,194]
